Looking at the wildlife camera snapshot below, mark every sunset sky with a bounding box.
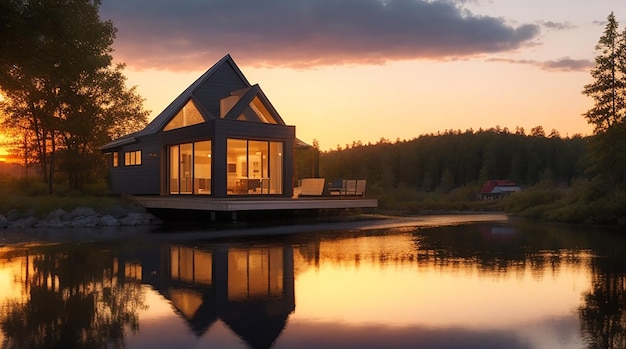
[98,0,624,150]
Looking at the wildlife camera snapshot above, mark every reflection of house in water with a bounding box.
[138,244,295,349]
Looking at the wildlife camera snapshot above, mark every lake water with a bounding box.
[0,214,623,349]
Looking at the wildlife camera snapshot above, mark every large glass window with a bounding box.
[169,140,212,195]
[227,139,283,195]
[164,99,205,131]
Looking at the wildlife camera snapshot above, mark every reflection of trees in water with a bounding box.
[413,222,592,277]
[578,233,626,349]
[0,246,146,349]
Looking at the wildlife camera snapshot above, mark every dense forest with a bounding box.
[295,129,592,216]
[316,129,586,192]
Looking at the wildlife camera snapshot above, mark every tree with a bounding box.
[581,12,626,196]
[530,125,545,137]
[582,12,626,132]
[0,0,148,192]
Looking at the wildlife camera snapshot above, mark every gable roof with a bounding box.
[480,179,520,194]
[102,54,286,151]
[140,54,251,135]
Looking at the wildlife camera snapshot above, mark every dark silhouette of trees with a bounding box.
[581,12,626,197]
[0,0,149,192]
[316,129,586,194]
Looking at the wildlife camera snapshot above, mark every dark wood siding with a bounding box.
[195,63,249,118]
[108,140,161,195]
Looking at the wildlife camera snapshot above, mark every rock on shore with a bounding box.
[0,204,162,229]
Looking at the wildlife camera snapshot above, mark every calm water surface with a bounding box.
[0,215,623,349]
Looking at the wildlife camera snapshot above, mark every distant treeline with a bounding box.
[298,129,587,193]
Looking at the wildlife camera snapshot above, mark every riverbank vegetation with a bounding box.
[0,175,129,219]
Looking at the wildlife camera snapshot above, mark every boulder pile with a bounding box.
[0,204,162,229]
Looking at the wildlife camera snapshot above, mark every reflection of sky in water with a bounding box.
[287,236,588,349]
[294,233,590,328]
[0,221,600,349]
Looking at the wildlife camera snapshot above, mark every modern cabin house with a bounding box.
[101,55,295,198]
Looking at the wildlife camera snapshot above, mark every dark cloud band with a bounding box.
[100,0,540,70]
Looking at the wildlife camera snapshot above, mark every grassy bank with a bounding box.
[0,175,135,218]
[504,179,626,225]
[366,180,626,226]
[367,183,507,214]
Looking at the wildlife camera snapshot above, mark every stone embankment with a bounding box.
[0,204,162,229]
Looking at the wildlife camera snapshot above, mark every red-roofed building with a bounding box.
[479,180,521,200]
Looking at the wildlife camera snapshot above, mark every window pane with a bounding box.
[180,143,193,194]
[248,141,268,194]
[250,96,277,124]
[227,139,247,195]
[169,145,179,194]
[164,99,205,131]
[135,151,141,165]
[194,140,211,195]
[270,142,283,194]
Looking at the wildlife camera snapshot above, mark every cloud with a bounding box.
[539,20,574,31]
[487,56,593,72]
[541,57,594,72]
[99,0,540,71]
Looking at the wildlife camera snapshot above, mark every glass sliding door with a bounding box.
[227,139,283,195]
[169,140,212,195]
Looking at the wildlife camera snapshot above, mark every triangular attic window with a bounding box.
[164,99,205,131]
[246,96,277,124]
[221,95,278,124]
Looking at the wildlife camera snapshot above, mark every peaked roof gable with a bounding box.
[101,54,290,151]
[126,54,251,137]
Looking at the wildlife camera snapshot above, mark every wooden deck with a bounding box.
[133,196,378,212]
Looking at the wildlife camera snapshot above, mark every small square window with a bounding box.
[124,150,142,166]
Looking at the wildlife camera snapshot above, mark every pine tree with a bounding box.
[582,12,626,132]
[582,12,626,196]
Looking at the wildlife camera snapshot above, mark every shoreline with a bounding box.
[0,212,510,245]
[0,205,162,230]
